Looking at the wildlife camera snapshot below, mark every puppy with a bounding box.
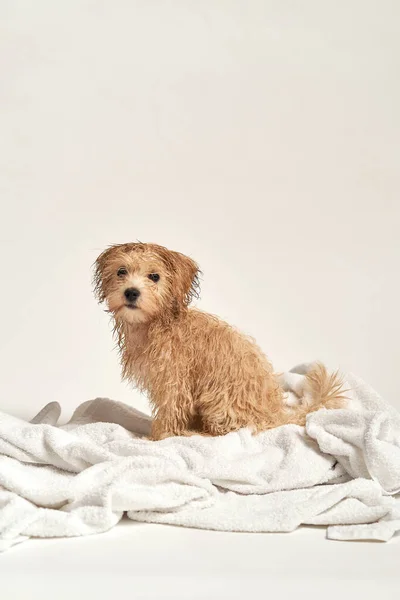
[94,243,345,440]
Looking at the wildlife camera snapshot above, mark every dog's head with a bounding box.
[93,243,200,324]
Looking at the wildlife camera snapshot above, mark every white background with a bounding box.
[1,1,399,419]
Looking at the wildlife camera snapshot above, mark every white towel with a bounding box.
[0,364,399,552]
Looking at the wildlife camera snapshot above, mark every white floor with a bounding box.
[1,519,398,599]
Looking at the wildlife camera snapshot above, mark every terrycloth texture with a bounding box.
[0,364,400,551]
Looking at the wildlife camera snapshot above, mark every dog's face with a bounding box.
[94,243,200,324]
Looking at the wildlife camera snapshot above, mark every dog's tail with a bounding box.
[281,363,346,427]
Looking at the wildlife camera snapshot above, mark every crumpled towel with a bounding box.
[0,364,399,552]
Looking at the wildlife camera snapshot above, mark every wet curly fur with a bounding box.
[94,243,345,440]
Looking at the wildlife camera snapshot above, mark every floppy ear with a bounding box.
[172,251,201,306]
[159,249,200,308]
[92,246,118,303]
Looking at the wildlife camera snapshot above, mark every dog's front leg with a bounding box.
[150,417,175,440]
[150,397,194,440]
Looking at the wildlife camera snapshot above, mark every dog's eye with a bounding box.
[148,273,160,282]
[117,268,128,277]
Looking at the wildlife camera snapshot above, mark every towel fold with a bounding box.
[1,364,399,551]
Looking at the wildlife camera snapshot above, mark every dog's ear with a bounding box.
[93,246,118,303]
[172,251,200,306]
[160,249,200,308]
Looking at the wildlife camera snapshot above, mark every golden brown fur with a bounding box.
[94,243,345,440]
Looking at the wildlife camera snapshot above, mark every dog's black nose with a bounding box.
[124,287,141,303]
